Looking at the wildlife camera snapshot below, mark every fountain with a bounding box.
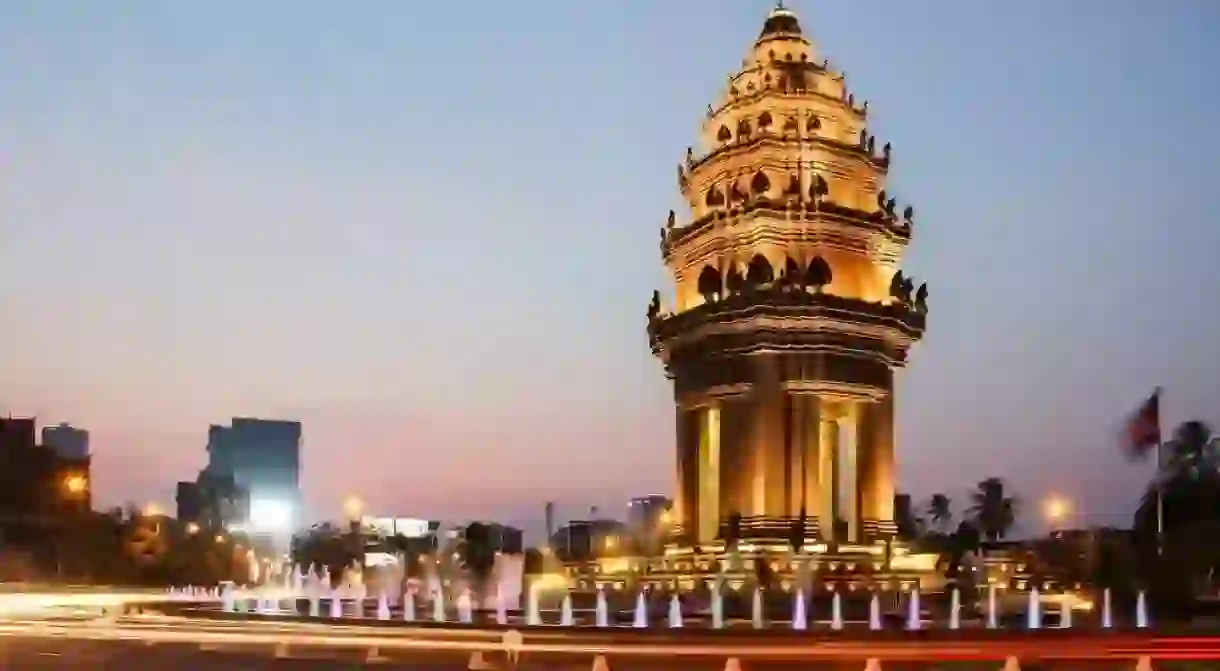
[1060,597,1072,629]
[632,592,647,629]
[906,589,921,630]
[308,591,320,617]
[791,589,807,631]
[377,592,390,620]
[987,584,998,629]
[831,591,844,631]
[1027,588,1041,629]
[868,593,881,631]
[1136,590,1149,628]
[595,588,609,628]
[1101,588,1112,629]
[949,587,961,630]
[329,593,342,619]
[560,592,574,627]
[496,590,508,626]
[711,585,724,630]
[668,594,683,629]
[752,588,764,629]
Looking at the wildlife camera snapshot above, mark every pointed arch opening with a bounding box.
[784,256,801,284]
[705,186,725,207]
[745,254,774,288]
[758,111,773,129]
[750,170,771,195]
[716,125,732,143]
[805,255,832,291]
[697,265,722,303]
[725,265,744,294]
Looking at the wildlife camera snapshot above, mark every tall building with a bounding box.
[647,4,926,547]
[203,418,301,530]
[627,495,672,533]
[41,423,89,461]
[0,417,91,532]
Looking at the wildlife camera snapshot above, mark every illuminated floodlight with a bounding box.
[248,499,293,531]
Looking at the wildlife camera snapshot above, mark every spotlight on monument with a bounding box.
[249,498,293,531]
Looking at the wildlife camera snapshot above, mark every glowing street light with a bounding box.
[186,522,200,535]
[143,503,162,517]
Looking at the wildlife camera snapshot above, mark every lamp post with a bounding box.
[1043,495,1070,532]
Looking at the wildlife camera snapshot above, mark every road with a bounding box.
[2,610,1220,669]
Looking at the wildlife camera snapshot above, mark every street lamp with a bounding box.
[186,522,200,535]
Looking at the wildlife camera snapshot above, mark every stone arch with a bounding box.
[696,265,722,301]
[725,264,744,294]
[705,186,725,207]
[736,118,751,139]
[716,125,732,143]
[805,115,821,132]
[805,255,833,290]
[745,254,774,287]
[783,116,798,135]
[750,170,771,195]
[783,256,801,283]
[758,111,773,129]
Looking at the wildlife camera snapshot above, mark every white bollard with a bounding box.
[1101,587,1112,629]
[1027,588,1041,630]
[948,587,961,630]
[831,591,844,631]
[868,593,881,631]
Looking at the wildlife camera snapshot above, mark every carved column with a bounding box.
[838,403,860,543]
[802,395,822,525]
[817,401,840,542]
[858,382,896,539]
[746,354,786,517]
[674,406,700,540]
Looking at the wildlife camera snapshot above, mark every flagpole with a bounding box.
[1154,387,1164,556]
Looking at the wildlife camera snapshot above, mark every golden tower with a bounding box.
[648,4,927,549]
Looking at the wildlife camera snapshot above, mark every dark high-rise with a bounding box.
[203,418,301,531]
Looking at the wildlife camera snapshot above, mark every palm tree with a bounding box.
[969,478,1018,542]
[926,493,952,534]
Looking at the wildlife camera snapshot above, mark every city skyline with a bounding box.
[3,0,1220,540]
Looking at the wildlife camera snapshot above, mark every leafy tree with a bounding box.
[291,522,354,579]
[968,478,1018,542]
[894,493,924,541]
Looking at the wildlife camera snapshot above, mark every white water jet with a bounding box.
[377,592,390,620]
[221,584,235,613]
[595,588,609,628]
[831,591,844,631]
[668,594,683,629]
[496,590,508,626]
[949,587,961,630]
[459,589,475,624]
[1101,587,1112,629]
[308,593,320,617]
[752,588,764,629]
[711,586,724,630]
[1060,598,1072,629]
[560,592,574,627]
[404,589,416,622]
[791,589,807,631]
[987,584,998,629]
[632,591,648,629]
[868,593,881,631]
[433,587,447,623]
[1027,588,1041,629]
[906,589,921,630]
[1136,590,1148,628]
[329,595,342,619]
[527,585,542,626]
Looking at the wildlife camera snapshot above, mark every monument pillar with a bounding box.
[838,404,860,543]
[858,384,897,539]
[817,403,840,542]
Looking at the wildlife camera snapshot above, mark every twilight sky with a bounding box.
[2,0,1219,540]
